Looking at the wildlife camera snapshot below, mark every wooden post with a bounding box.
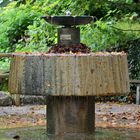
[136,84,140,105]
[47,96,95,135]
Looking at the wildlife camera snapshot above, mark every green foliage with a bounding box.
[0,0,139,53]
[81,21,120,51]
[81,20,139,51]
[0,2,42,53]
[127,39,140,79]
[0,59,10,73]
[0,78,8,91]
[114,38,140,79]
[16,20,56,52]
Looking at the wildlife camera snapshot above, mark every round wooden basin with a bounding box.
[8,52,130,96]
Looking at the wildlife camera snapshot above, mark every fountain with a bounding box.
[8,14,130,138]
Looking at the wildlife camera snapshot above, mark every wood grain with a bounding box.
[47,96,95,135]
[8,53,130,96]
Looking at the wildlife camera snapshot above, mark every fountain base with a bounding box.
[47,96,95,135]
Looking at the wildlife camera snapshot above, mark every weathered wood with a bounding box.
[0,53,14,58]
[8,56,24,94]
[8,53,130,96]
[47,96,95,135]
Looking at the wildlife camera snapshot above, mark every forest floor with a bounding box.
[0,102,140,129]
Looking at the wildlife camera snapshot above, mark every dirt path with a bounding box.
[0,102,139,129]
[95,102,140,129]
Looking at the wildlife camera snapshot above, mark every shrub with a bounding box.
[0,2,42,53]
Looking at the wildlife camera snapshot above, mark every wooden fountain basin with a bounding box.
[8,52,130,96]
[8,52,130,134]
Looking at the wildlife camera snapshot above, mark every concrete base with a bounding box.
[47,96,95,135]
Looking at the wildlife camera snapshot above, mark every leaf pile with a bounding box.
[47,43,91,53]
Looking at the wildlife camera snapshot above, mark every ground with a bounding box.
[96,102,140,129]
[0,102,140,129]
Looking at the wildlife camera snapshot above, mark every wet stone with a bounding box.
[21,95,46,105]
[0,91,12,106]
[0,92,46,106]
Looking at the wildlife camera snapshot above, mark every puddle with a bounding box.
[0,126,140,140]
